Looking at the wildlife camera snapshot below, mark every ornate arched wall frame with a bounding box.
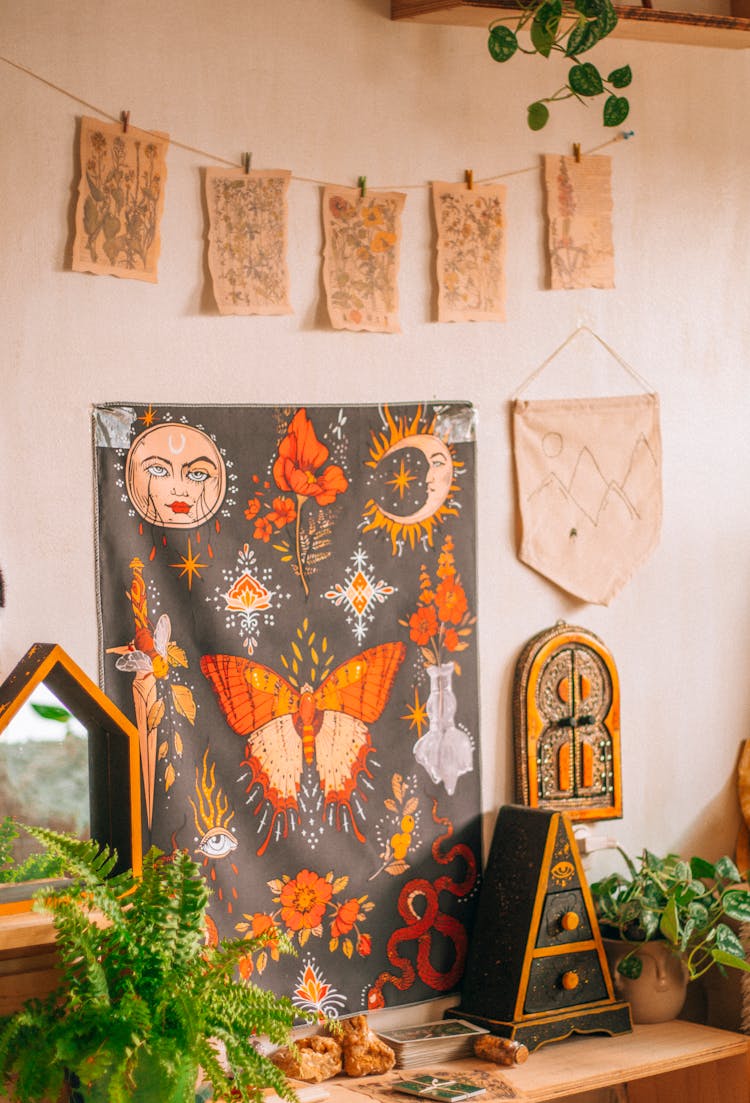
[513,622,622,822]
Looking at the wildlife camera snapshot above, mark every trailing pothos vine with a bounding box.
[487,0,632,130]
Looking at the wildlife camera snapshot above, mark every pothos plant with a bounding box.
[590,848,750,982]
[0,824,307,1103]
[487,0,632,130]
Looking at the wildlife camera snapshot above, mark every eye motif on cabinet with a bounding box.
[513,622,622,821]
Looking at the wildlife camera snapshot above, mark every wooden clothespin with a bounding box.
[242,152,252,174]
[465,169,474,190]
[121,110,131,134]
[573,142,581,163]
[358,175,367,198]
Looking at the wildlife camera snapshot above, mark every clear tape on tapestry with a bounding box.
[512,325,655,400]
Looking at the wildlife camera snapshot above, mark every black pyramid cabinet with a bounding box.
[447,804,631,1052]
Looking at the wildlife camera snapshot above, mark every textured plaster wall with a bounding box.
[2,0,750,1028]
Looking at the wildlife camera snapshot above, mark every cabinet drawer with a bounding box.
[524,949,608,1014]
[536,889,593,948]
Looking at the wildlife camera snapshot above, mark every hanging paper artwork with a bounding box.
[432,181,506,322]
[543,154,614,290]
[72,116,169,282]
[322,187,405,333]
[205,168,292,315]
[513,393,662,605]
[94,401,480,1018]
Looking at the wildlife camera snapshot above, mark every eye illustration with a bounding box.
[197,827,238,860]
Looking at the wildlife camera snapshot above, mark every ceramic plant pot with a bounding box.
[604,938,689,1024]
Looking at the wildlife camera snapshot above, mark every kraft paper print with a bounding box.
[94,401,481,1017]
[513,393,662,604]
[432,181,507,322]
[206,168,292,315]
[73,116,169,282]
[322,187,405,333]
[543,154,614,290]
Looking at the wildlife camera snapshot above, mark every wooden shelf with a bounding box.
[392,0,750,47]
[327,1020,750,1103]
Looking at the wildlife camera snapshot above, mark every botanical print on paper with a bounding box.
[73,116,168,282]
[322,187,405,333]
[206,169,292,316]
[544,154,614,290]
[432,181,507,322]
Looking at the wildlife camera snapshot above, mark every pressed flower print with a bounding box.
[73,116,169,282]
[432,181,507,322]
[544,154,614,290]
[206,168,292,315]
[322,186,406,333]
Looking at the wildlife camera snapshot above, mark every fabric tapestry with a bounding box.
[513,393,662,605]
[94,402,481,1018]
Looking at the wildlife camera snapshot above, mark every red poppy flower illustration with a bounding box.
[279,869,333,932]
[273,409,348,506]
[268,496,296,529]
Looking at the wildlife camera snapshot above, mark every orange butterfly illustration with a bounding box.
[200,641,406,856]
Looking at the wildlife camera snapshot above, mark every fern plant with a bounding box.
[0,824,305,1103]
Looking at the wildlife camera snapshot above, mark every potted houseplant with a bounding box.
[590,848,750,1023]
[0,823,306,1103]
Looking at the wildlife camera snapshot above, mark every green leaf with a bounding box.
[691,856,716,879]
[527,101,550,130]
[596,0,619,38]
[715,922,747,959]
[603,94,630,126]
[566,20,601,57]
[713,949,750,972]
[660,897,680,944]
[618,953,643,979]
[715,855,742,882]
[488,23,518,62]
[722,889,750,924]
[531,0,562,57]
[30,703,72,723]
[608,64,632,88]
[569,62,604,97]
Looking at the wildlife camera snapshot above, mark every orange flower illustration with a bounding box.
[371,230,396,254]
[330,897,360,938]
[253,515,273,543]
[270,408,348,597]
[244,498,262,520]
[400,533,475,669]
[409,605,439,647]
[435,577,468,625]
[279,869,333,932]
[268,496,296,529]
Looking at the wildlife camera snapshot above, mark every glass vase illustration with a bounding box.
[414,661,473,795]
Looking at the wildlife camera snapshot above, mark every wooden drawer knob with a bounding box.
[561,970,580,991]
[560,911,580,932]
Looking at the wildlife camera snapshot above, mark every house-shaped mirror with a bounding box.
[0,644,142,913]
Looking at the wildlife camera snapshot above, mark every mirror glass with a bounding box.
[0,687,90,894]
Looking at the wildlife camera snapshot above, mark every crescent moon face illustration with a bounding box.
[125,423,227,529]
[377,434,454,526]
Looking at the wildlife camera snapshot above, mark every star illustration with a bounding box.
[139,403,158,427]
[402,687,428,738]
[386,458,417,500]
[170,538,206,589]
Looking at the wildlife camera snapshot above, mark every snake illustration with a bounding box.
[366,799,478,1009]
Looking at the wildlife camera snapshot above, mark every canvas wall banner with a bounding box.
[513,393,662,604]
[94,402,480,1018]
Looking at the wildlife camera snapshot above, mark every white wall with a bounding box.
[2,0,750,995]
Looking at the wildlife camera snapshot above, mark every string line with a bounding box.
[1,52,632,189]
[513,324,656,398]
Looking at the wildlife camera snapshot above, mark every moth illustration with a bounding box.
[200,642,406,855]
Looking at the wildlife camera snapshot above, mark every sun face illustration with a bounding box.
[362,406,462,554]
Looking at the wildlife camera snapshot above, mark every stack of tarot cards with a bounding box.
[376,1018,489,1070]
